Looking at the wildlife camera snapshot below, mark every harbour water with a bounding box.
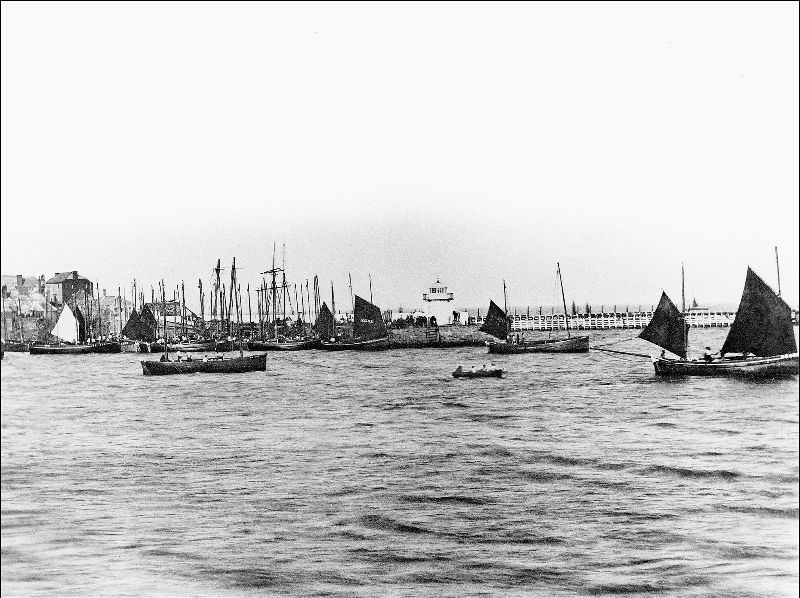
[2,329,798,597]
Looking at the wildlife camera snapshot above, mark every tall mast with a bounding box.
[232,258,243,357]
[681,262,687,357]
[162,280,168,360]
[775,246,782,297]
[17,298,24,342]
[331,281,336,338]
[247,283,252,327]
[198,279,205,332]
[556,263,571,338]
[349,273,354,312]
[369,274,373,304]
[97,282,102,340]
[133,279,137,311]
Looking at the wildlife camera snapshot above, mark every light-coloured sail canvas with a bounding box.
[52,305,78,344]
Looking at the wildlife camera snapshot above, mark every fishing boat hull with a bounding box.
[320,337,390,351]
[488,335,590,354]
[653,353,799,378]
[141,353,267,375]
[1,341,29,352]
[30,342,121,355]
[453,369,503,378]
[247,339,321,351]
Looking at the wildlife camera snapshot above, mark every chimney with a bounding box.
[17,275,24,288]
[73,271,78,279]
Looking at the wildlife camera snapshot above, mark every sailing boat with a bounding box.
[141,262,267,375]
[484,266,590,354]
[30,301,122,354]
[320,295,389,350]
[642,267,798,377]
[248,245,320,351]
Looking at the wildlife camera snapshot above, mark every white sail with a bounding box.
[52,305,78,344]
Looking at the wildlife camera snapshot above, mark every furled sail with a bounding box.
[121,308,140,339]
[74,306,87,343]
[353,295,387,340]
[137,304,158,342]
[721,267,797,357]
[639,292,688,358]
[479,300,509,340]
[51,304,79,344]
[314,302,335,340]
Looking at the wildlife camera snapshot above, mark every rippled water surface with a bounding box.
[2,329,798,597]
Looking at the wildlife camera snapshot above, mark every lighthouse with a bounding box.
[422,278,457,326]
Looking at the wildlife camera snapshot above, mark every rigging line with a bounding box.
[591,346,652,359]
[275,354,338,369]
[592,336,638,349]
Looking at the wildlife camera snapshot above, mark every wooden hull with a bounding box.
[30,342,122,355]
[1,341,29,352]
[453,369,503,378]
[653,353,799,378]
[247,339,321,351]
[488,335,590,354]
[320,337,390,351]
[141,353,267,375]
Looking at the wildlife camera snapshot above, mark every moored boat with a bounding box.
[247,338,321,351]
[642,267,798,378]
[483,265,590,354]
[320,295,389,351]
[489,335,590,353]
[141,353,267,375]
[30,341,122,355]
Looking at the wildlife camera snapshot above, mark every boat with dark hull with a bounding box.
[642,267,798,378]
[1,340,29,353]
[29,304,122,355]
[141,259,267,376]
[484,265,589,354]
[141,353,267,375]
[320,295,389,351]
[247,338,321,351]
[489,335,590,353]
[452,366,503,378]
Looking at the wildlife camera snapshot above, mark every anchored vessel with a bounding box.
[642,267,798,378]
[320,295,389,351]
[29,304,121,354]
[141,260,266,375]
[484,265,590,353]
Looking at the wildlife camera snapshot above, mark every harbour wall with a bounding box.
[478,310,736,331]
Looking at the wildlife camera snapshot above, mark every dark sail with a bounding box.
[314,302,335,340]
[74,306,87,343]
[479,300,509,340]
[639,292,688,358]
[121,308,140,339]
[353,295,386,340]
[721,267,797,357]
[136,304,158,342]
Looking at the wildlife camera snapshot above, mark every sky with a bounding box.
[2,1,798,313]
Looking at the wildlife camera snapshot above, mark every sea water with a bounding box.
[2,329,798,597]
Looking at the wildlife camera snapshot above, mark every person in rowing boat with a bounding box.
[702,347,713,363]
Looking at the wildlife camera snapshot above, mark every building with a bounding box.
[422,278,468,325]
[1,274,45,299]
[45,271,94,305]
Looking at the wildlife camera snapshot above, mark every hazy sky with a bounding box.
[2,1,798,312]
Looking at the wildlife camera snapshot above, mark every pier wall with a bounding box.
[476,311,736,331]
[388,325,493,348]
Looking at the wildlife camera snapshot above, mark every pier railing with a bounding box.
[475,311,736,331]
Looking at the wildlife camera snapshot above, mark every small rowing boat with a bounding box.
[452,366,503,378]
